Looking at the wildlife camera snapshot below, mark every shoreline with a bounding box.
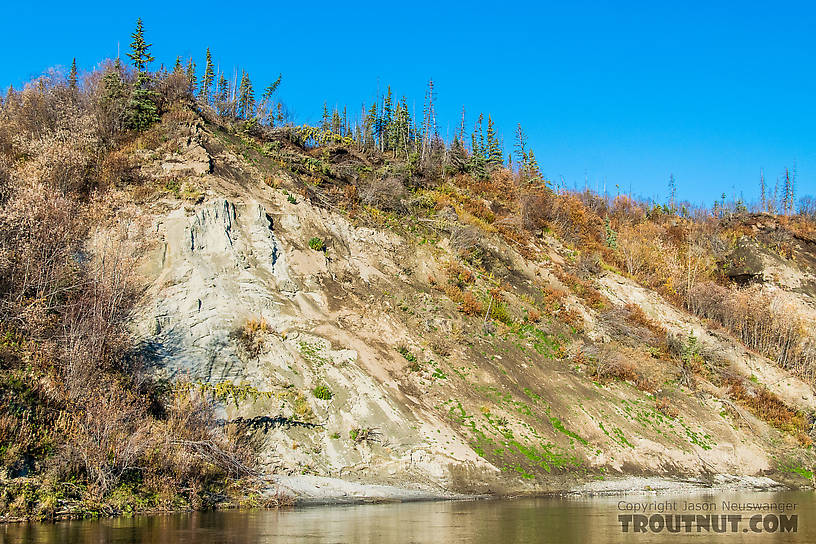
[2,473,812,524]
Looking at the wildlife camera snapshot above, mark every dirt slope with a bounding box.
[123,120,816,499]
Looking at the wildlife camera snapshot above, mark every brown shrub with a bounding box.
[526,308,542,323]
[655,397,679,418]
[460,291,484,316]
[443,283,464,303]
[443,260,475,287]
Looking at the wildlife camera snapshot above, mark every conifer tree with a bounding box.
[124,18,159,131]
[68,58,78,91]
[527,150,543,184]
[394,96,411,158]
[331,107,341,134]
[382,86,393,151]
[468,114,487,178]
[127,18,154,72]
[173,56,183,73]
[668,174,677,213]
[513,123,527,170]
[420,79,437,160]
[186,59,197,94]
[259,73,281,125]
[201,48,215,104]
[486,115,503,169]
[99,61,128,139]
[216,73,230,117]
[364,103,377,149]
[262,74,282,101]
[237,71,255,119]
[321,102,330,131]
[471,113,484,158]
[448,136,467,173]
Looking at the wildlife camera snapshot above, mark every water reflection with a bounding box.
[1,491,812,543]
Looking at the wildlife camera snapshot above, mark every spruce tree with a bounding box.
[127,18,154,72]
[364,103,378,149]
[237,71,255,120]
[216,73,230,117]
[382,86,393,151]
[124,18,159,131]
[201,48,215,104]
[68,58,78,91]
[186,59,197,94]
[321,102,330,131]
[486,116,503,169]
[668,174,677,213]
[173,56,183,73]
[513,123,527,173]
[527,150,543,184]
[99,61,128,139]
[259,74,282,126]
[331,107,341,134]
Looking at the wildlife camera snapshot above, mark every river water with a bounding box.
[1,491,812,543]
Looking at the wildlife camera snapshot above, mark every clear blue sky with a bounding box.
[2,1,815,205]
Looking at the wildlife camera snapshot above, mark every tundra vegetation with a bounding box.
[1,18,815,519]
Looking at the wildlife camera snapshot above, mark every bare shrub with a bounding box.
[687,282,816,382]
[359,176,405,210]
[232,317,271,358]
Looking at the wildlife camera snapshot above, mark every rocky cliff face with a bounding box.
[122,122,816,500]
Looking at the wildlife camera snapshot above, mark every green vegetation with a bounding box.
[308,237,325,251]
[312,385,333,400]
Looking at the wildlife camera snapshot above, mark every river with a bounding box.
[1,490,812,543]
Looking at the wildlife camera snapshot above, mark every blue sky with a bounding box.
[2,1,815,205]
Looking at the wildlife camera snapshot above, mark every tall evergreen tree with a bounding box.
[527,150,543,184]
[237,71,255,119]
[364,103,378,149]
[259,74,282,126]
[668,174,677,213]
[186,59,197,94]
[125,18,159,131]
[513,123,528,174]
[321,102,330,131]
[216,73,231,117]
[68,58,78,91]
[382,86,393,151]
[486,115,503,168]
[173,56,183,73]
[331,107,341,134]
[201,48,215,104]
[127,18,154,72]
[262,74,282,101]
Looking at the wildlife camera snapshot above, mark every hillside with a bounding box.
[1,47,816,518]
